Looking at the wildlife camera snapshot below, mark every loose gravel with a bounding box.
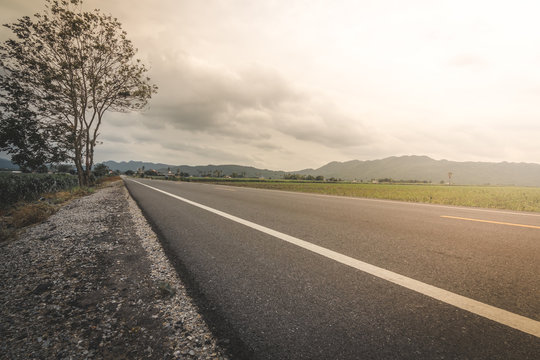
[0,181,229,359]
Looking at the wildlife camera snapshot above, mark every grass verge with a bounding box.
[0,176,121,243]
[204,181,540,213]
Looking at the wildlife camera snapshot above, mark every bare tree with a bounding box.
[0,0,157,185]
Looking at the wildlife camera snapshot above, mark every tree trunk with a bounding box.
[74,155,84,186]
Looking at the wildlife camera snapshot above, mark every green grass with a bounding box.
[0,172,79,209]
[202,180,540,212]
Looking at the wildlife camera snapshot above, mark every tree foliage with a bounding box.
[0,0,156,184]
[0,78,66,172]
[92,163,109,177]
[144,169,159,176]
[283,174,325,181]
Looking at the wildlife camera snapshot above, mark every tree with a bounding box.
[0,0,156,185]
[92,163,109,177]
[55,163,73,173]
[144,169,158,177]
[0,81,67,172]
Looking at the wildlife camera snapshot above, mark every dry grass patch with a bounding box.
[42,186,95,204]
[9,202,57,228]
[0,176,123,243]
[1,202,58,242]
[96,175,122,186]
[0,186,96,243]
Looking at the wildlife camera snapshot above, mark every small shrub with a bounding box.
[10,202,57,228]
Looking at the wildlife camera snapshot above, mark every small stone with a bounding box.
[32,282,53,295]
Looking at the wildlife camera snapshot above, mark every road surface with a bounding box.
[124,178,540,359]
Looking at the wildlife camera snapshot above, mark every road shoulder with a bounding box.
[0,181,229,359]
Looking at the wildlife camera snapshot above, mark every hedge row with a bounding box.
[0,172,79,208]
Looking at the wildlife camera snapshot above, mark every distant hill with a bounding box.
[103,160,287,179]
[0,157,18,170]
[171,164,287,179]
[297,155,540,186]
[102,160,173,173]
[104,156,540,186]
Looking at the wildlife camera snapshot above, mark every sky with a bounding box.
[2,0,540,170]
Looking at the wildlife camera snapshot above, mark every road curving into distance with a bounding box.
[124,178,540,359]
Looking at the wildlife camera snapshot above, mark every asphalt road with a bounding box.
[124,178,540,359]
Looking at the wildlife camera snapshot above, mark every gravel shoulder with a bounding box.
[0,181,229,359]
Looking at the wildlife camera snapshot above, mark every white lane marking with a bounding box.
[130,179,540,338]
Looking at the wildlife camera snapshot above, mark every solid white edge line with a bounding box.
[129,179,540,338]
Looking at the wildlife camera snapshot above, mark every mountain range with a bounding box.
[3,156,540,186]
[102,160,287,179]
[0,157,19,170]
[103,156,540,186]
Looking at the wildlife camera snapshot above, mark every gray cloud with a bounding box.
[254,142,283,151]
[162,141,253,164]
[8,1,539,169]
[141,51,374,149]
[100,134,130,144]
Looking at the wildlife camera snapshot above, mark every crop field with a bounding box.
[203,180,540,212]
[0,172,79,209]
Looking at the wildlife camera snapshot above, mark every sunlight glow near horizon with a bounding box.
[2,0,540,170]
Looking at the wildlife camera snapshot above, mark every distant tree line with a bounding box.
[373,178,431,184]
[283,174,325,181]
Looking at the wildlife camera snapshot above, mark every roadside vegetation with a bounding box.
[0,173,121,242]
[0,0,156,186]
[0,173,79,208]
[162,177,540,213]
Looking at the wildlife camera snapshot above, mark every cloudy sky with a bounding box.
[2,0,540,170]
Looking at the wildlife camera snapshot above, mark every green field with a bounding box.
[0,172,79,209]
[200,180,540,212]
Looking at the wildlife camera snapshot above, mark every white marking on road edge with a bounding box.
[130,179,540,338]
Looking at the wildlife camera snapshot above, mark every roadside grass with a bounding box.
[96,175,122,186]
[202,180,540,213]
[9,202,57,228]
[0,175,121,242]
[0,172,79,208]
